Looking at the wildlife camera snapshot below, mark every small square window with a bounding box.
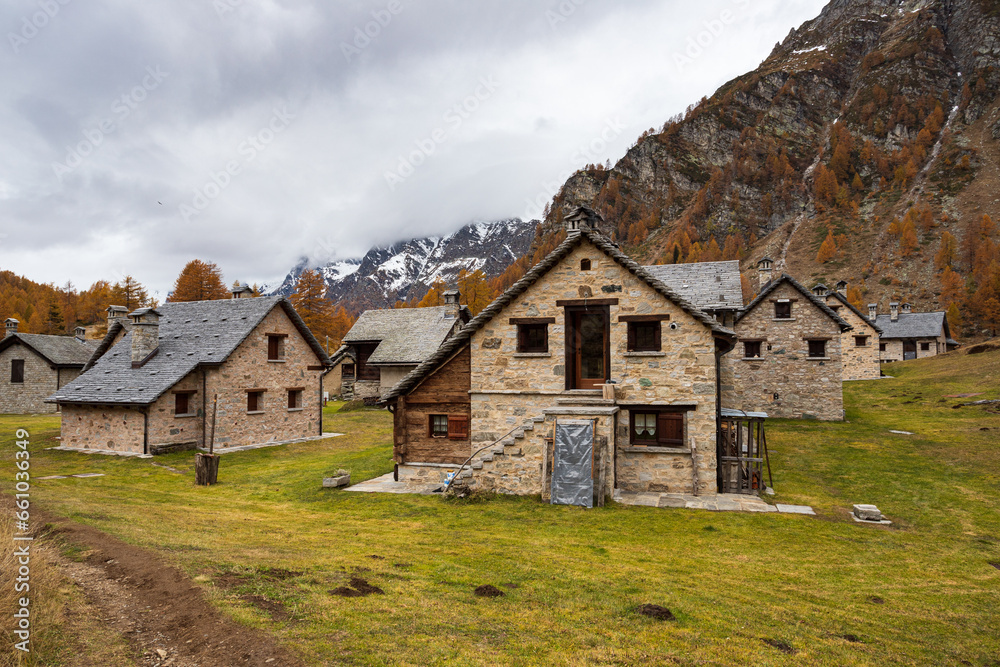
[630,411,685,446]
[920,342,931,351]
[808,340,827,358]
[11,359,24,384]
[628,322,661,352]
[247,391,265,412]
[287,389,303,410]
[341,363,355,379]
[175,393,192,416]
[580,259,592,271]
[879,343,887,352]
[267,335,285,361]
[775,302,792,319]
[744,341,762,358]
[517,324,548,353]
[429,415,449,438]
[855,336,868,347]
[633,413,657,442]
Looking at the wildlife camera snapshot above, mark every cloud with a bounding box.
[0,0,828,295]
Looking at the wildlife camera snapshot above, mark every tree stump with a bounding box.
[195,453,219,486]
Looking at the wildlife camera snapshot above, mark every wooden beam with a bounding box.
[509,317,556,325]
[618,314,670,323]
[556,298,619,307]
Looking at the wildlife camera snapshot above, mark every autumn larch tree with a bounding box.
[291,269,334,346]
[171,260,230,302]
[457,269,494,316]
[816,229,838,263]
[112,275,151,310]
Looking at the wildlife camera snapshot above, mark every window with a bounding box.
[267,335,286,361]
[580,259,592,271]
[808,340,827,358]
[287,389,303,410]
[630,411,684,447]
[517,324,548,353]
[174,392,194,416]
[879,343,886,352]
[429,415,449,438]
[628,322,661,352]
[920,342,931,351]
[247,390,265,413]
[744,341,762,358]
[774,302,792,319]
[10,359,24,384]
[341,363,355,379]
[855,336,868,347]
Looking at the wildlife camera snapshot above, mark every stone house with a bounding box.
[722,269,852,421]
[873,303,958,362]
[340,294,470,401]
[381,209,755,505]
[811,283,883,381]
[324,345,355,399]
[1,319,98,414]
[47,296,331,455]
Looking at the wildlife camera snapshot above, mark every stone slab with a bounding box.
[35,475,68,480]
[775,504,816,515]
[852,515,893,525]
[343,473,444,496]
[853,503,883,521]
[71,473,105,478]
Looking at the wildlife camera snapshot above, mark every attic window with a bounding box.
[581,259,592,271]
[775,301,792,319]
[517,323,548,353]
[267,334,287,361]
[627,322,661,352]
[855,336,869,347]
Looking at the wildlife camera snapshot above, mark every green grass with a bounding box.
[2,354,1000,665]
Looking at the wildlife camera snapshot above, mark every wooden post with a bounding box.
[690,436,699,496]
[196,394,220,486]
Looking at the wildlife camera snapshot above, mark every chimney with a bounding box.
[106,305,129,329]
[442,290,461,320]
[868,303,877,320]
[901,303,912,315]
[5,318,18,337]
[756,257,774,290]
[890,302,899,322]
[129,308,161,367]
[836,280,848,296]
[232,283,253,299]
[564,206,603,233]
[75,326,87,341]
[812,283,828,297]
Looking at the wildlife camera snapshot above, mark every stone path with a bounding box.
[615,490,815,515]
[343,473,444,495]
[36,473,106,480]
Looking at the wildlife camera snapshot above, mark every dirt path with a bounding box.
[37,508,306,667]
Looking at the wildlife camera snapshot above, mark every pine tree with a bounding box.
[45,298,65,334]
[113,275,150,310]
[170,261,229,302]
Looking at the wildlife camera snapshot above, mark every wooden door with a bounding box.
[568,309,608,390]
[903,341,917,360]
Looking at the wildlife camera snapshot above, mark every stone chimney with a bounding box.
[890,302,899,322]
[232,283,254,299]
[5,318,18,337]
[75,326,87,341]
[812,284,828,297]
[442,290,461,320]
[564,206,603,233]
[901,303,912,315]
[836,280,848,296]
[756,257,774,291]
[868,304,877,320]
[106,305,129,329]
[129,308,161,367]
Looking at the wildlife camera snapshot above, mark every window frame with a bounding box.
[266,334,287,362]
[341,363,355,379]
[429,414,449,438]
[920,342,931,352]
[173,391,196,417]
[807,339,828,359]
[580,259,592,271]
[879,342,887,352]
[774,301,792,319]
[743,341,763,359]
[247,390,265,413]
[517,323,549,354]
[627,321,661,353]
[629,409,686,448]
[854,336,869,348]
[10,359,24,384]
[287,388,304,411]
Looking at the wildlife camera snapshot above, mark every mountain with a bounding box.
[270,219,538,311]
[544,0,1000,333]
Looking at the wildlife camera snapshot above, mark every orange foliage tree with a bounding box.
[291,269,335,346]
[816,229,838,263]
[935,231,958,270]
[170,260,229,302]
[457,269,494,316]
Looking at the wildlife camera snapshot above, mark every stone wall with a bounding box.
[60,404,146,453]
[825,298,881,381]
[146,370,204,451]
[0,343,59,414]
[722,281,845,421]
[880,333,948,363]
[379,366,415,398]
[468,242,720,496]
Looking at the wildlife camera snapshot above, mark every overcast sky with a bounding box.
[0,0,827,300]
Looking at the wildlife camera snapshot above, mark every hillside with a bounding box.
[544,0,1000,338]
[270,219,538,311]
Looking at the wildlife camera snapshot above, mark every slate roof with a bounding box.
[643,260,743,312]
[343,306,462,365]
[874,311,949,340]
[0,334,99,367]
[48,297,330,406]
[824,291,883,335]
[737,274,853,332]
[381,223,736,403]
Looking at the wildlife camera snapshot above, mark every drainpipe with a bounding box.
[202,368,208,449]
[143,407,149,456]
[319,372,324,436]
[714,342,725,495]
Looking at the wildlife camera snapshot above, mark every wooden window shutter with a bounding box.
[517,326,527,352]
[653,322,662,351]
[657,413,684,446]
[627,323,636,351]
[268,336,279,360]
[448,415,469,440]
[11,359,24,383]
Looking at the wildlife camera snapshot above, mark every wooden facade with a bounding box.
[392,346,471,465]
